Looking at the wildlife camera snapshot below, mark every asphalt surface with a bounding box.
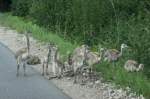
[0,43,71,99]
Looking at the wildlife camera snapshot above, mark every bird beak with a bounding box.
[125,45,128,48]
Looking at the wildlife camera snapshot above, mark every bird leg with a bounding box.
[23,63,26,76]
[42,63,45,76]
[74,73,77,84]
[88,66,92,80]
[16,58,20,77]
[112,61,115,67]
[46,63,49,75]
[16,64,20,77]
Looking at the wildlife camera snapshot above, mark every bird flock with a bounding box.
[15,32,144,83]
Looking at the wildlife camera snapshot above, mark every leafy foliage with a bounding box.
[11,0,31,16]
[10,0,150,76]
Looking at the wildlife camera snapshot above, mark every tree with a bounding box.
[0,0,11,12]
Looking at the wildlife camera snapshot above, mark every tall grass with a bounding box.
[0,13,149,98]
[0,13,76,59]
[95,60,150,98]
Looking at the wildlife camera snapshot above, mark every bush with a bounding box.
[29,0,73,36]
[11,0,31,16]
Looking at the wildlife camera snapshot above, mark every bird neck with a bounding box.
[119,47,123,57]
[54,49,59,61]
[84,48,88,59]
[99,52,103,60]
[136,66,140,71]
[27,49,29,56]
[47,48,51,61]
[26,33,30,55]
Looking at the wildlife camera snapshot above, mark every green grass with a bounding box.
[0,13,76,60]
[95,60,150,98]
[0,13,150,98]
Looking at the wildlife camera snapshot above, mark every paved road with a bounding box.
[0,43,71,99]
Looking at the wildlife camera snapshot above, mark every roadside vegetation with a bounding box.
[0,13,76,60]
[0,13,149,99]
[0,0,150,98]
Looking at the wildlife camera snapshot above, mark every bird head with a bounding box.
[100,48,105,52]
[81,44,90,54]
[98,47,106,56]
[121,43,128,49]
[52,45,58,51]
[139,64,144,71]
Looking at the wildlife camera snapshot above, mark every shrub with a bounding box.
[11,0,31,16]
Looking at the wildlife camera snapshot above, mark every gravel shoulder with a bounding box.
[0,26,145,99]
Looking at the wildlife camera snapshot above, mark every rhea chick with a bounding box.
[124,60,144,72]
[103,43,128,62]
[15,32,30,76]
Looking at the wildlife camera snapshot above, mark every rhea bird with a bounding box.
[51,44,66,78]
[15,32,30,76]
[41,43,53,76]
[86,48,105,72]
[70,47,105,84]
[42,43,65,78]
[103,43,128,62]
[70,44,90,83]
[124,60,144,72]
[15,32,40,76]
